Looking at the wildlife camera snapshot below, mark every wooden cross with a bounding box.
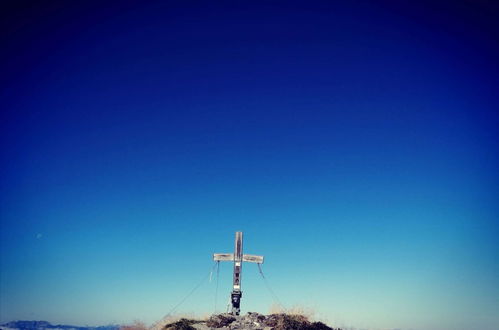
[213,231,264,315]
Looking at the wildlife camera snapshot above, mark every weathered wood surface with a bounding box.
[213,253,234,261]
[242,254,264,264]
[234,231,243,261]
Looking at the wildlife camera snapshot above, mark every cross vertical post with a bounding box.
[213,231,264,315]
[231,231,243,315]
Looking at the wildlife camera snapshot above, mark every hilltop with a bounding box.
[161,313,341,330]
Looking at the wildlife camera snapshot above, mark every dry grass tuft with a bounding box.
[150,313,201,330]
[269,304,316,320]
[120,320,148,330]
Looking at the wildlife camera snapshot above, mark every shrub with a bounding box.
[162,318,197,330]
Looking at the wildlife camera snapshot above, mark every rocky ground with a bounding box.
[162,313,341,330]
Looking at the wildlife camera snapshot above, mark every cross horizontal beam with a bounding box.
[213,253,264,264]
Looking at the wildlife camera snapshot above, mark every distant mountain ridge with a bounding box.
[0,321,119,330]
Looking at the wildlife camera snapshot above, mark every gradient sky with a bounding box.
[1,1,498,330]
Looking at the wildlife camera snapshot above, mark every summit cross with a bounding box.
[213,231,264,315]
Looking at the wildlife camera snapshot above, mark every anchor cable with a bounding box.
[150,262,218,330]
[257,263,286,312]
[214,261,220,313]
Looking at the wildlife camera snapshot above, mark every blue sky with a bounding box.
[1,1,498,329]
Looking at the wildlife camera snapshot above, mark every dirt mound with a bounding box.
[206,314,237,328]
[163,318,200,330]
[263,313,334,330]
